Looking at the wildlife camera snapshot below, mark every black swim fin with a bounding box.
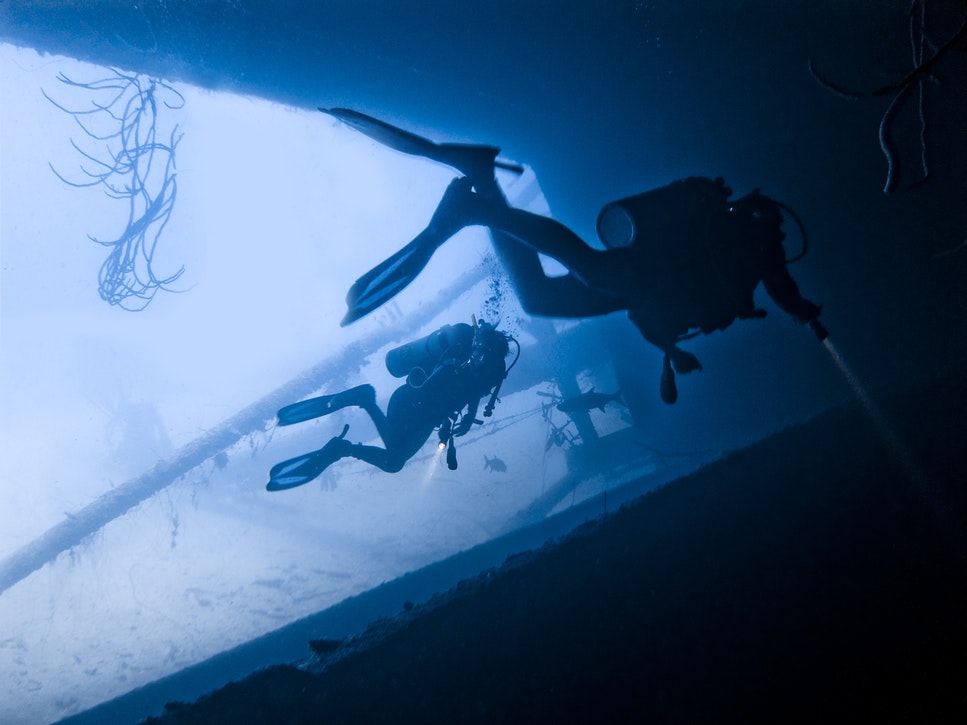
[266,425,350,491]
[320,108,523,181]
[277,395,337,426]
[341,234,437,325]
[321,107,440,159]
[266,450,330,491]
[276,385,376,426]
[341,176,478,325]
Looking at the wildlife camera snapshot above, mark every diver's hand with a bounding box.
[808,317,829,341]
[798,303,827,340]
[669,348,703,375]
[797,302,822,326]
[453,417,483,437]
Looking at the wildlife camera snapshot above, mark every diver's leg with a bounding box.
[312,385,431,473]
[463,192,609,290]
[341,438,420,473]
[338,386,432,473]
[345,163,614,324]
[466,173,626,318]
[490,230,625,318]
[340,443,405,473]
[351,384,427,453]
[352,390,393,446]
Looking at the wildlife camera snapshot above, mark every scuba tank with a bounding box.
[385,323,474,379]
[596,177,808,264]
[596,176,732,250]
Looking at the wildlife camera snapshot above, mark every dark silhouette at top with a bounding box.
[809,3,967,194]
[326,108,826,404]
[267,319,517,490]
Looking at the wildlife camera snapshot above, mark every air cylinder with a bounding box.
[596,178,731,250]
[596,200,638,249]
[384,323,474,378]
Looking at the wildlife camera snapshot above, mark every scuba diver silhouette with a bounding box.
[267,318,518,491]
[323,108,827,404]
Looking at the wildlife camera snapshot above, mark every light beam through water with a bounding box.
[821,337,964,555]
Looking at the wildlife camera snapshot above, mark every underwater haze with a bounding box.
[0,47,584,724]
[1,1,965,723]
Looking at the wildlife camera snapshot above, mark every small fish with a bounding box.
[483,454,508,473]
[556,388,623,414]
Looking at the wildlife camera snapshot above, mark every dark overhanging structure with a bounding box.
[0,1,545,146]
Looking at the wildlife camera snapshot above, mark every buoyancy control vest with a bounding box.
[596,177,795,332]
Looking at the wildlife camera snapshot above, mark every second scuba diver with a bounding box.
[267,318,518,491]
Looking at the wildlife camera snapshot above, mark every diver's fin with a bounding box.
[341,235,437,325]
[266,451,328,491]
[266,425,350,491]
[321,107,441,159]
[320,108,523,181]
[276,386,376,426]
[342,177,477,324]
[277,395,336,426]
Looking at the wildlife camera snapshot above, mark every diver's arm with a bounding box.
[761,260,821,324]
[453,398,481,436]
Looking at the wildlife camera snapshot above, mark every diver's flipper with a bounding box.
[266,451,329,491]
[277,385,376,426]
[266,425,350,491]
[277,395,337,426]
[321,107,441,159]
[320,108,523,181]
[341,235,437,325]
[342,177,477,324]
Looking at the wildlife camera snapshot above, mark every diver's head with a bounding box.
[727,190,783,231]
[725,190,785,250]
[471,319,511,363]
